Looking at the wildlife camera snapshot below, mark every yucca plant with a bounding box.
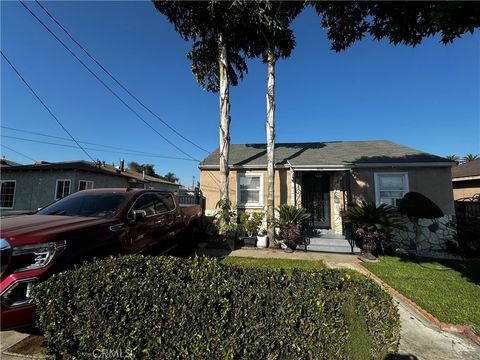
[341,201,404,256]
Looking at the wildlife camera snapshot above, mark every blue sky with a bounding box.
[2,1,479,186]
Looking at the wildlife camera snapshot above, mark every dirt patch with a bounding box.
[4,335,47,359]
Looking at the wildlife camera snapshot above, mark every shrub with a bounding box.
[239,212,264,237]
[34,256,400,359]
[340,201,404,254]
[398,192,443,221]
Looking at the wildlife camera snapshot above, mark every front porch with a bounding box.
[290,170,360,253]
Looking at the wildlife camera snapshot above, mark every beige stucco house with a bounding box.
[199,141,456,252]
[451,159,480,200]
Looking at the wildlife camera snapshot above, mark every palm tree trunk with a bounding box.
[266,47,276,247]
[218,32,230,200]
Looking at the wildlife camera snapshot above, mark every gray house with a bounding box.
[0,160,180,213]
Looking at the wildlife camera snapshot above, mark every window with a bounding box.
[374,173,409,206]
[78,180,94,191]
[132,193,156,217]
[237,174,263,206]
[1,181,16,208]
[55,179,71,200]
[155,193,175,213]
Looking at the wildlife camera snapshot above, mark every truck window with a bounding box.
[132,194,156,217]
[155,193,175,213]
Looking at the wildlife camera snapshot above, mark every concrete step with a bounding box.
[304,229,345,239]
[308,237,350,246]
[306,243,361,254]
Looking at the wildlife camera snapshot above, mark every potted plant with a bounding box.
[341,201,404,260]
[256,228,268,248]
[239,212,264,247]
[273,205,311,253]
[215,199,240,250]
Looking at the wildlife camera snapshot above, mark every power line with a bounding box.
[1,50,96,162]
[34,0,209,154]
[1,125,189,159]
[2,135,198,162]
[18,0,199,162]
[1,144,36,162]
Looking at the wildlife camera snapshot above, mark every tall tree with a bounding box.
[248,1,304,246]
[152,1,258,201]
[312,2,480,51]
[163,172,179,183]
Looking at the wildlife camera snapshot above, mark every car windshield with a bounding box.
[37,192,130,218]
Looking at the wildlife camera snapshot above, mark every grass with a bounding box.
[363,256,480,335]
[219,256,326,273]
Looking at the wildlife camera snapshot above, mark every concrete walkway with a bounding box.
[2,248,479,359]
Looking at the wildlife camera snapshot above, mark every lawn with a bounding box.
[363,256,480,335]
[220,256,326,273]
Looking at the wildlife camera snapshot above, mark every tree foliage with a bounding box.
[152,1,258,92]
[313,2,480,52]
[127,161,159,178]
[163,172,179,183]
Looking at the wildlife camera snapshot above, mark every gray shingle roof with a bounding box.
[451,159,480,178]
[199,140,451,168]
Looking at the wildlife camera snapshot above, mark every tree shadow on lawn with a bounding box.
[397,255,480,286]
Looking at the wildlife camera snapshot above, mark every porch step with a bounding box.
[306,237,361,254]
[304,228,344,239]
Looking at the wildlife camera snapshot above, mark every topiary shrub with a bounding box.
[397,192,444,252]
[33,256,400,359]
[397,192,443,221]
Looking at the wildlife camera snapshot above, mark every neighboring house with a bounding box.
[0,160,180,212]
[451,159,480,200]
[199,141,456,254]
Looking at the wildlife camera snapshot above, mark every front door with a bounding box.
[301,173,330,228]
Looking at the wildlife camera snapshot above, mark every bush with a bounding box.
[34,256,400,359]
[398,192,443,220]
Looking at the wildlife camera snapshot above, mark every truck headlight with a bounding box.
[11,241,66,273]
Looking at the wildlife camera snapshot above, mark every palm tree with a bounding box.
[249,1,304,245]
[152,1,257,200]
[463,154,479,163]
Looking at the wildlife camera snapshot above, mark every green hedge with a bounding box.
[34,256,399,359]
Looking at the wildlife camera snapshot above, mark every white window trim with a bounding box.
[237,173,264,208]
[78,180,94,191]
[0,180,16,209]
[55,179,71,200]
[374,172,409,206]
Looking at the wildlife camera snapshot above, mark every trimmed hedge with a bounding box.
[34,256,399,359]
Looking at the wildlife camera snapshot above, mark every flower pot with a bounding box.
[242,237,257,248]
[256,235,268,248]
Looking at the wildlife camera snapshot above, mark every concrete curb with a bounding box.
[352,258,480,346]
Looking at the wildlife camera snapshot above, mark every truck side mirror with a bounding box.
[130,210,147,224]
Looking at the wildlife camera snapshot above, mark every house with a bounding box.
[0,160,180,213]
[199,140,456,253]
[451,159,480,200]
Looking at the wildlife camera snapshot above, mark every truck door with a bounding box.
[126,193,157,253]
[150,193,181,249]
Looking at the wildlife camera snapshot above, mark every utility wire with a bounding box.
[35,0,209,154]
[2,135,198,162]
[1,51,96,162]
[1,144,36,162]
[1,125,187,159]
[18,0,199,162]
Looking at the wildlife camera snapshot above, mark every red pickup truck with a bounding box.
[0,188,203,330]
